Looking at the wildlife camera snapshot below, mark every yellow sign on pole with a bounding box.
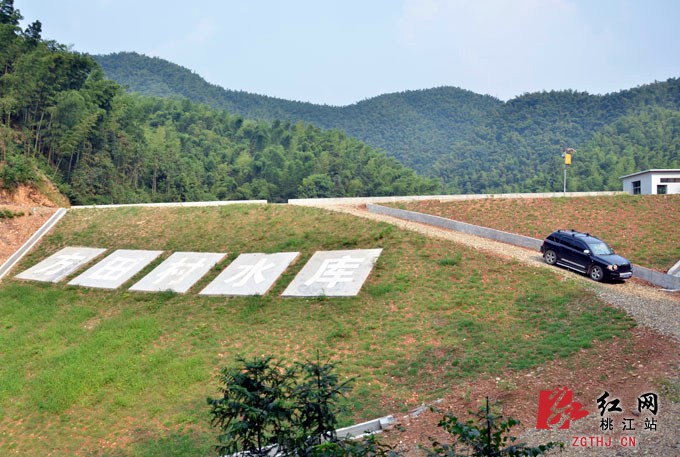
[564,153,572,166]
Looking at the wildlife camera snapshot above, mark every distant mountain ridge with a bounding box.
[95,52,680,193]
[94,52,501,171]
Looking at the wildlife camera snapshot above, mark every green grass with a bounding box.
[0,204,635,456]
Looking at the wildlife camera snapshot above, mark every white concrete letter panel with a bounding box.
[68,249,163,289]
[130,252,226,293]
[16,247,382,296]
[282,249,382,297]
[200,252,299,296]
[15,247,107,283]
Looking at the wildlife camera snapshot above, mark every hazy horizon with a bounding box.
[19,0,680,106]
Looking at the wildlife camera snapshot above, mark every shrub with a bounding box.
[0,153,38,190]
[0,208,24,218]
[427,398,563,457]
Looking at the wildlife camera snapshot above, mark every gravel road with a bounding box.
[312,203,679,457]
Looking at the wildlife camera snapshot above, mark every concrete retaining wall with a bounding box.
[367,203,543,250]
[633,266,680,290]
[367,203,680,290]
[289,191,625,206]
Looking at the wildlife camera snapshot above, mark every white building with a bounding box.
[619,169,680,195]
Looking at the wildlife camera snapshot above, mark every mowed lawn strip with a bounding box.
[0,204,634,456]
[390,194,680,271]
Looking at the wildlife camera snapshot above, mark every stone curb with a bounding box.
[366,203,680,290]
[222,416,396,456]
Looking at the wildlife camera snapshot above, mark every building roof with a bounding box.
[619,169,680,180]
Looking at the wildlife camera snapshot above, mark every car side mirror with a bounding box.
[583,249,590,255]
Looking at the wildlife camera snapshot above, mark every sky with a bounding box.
[17,0,680,106]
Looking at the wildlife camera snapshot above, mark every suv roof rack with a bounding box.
[555,229,592,238]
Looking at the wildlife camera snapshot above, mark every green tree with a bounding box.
[208,355,386,457]
[23,19,41,45]
[0,0,21,26]
[207,356,296,457]
[291,354,355,451]
[299,173,334,198]
[0,152,37,190]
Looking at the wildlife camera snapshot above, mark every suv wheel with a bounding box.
[589,265,604,282]
[543,249,558,265]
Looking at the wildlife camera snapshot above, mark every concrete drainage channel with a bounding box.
[336,415,396,439]
[0,208,68,281]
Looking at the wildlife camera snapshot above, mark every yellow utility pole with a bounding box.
[561,148,575,193]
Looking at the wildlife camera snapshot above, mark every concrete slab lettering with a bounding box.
[14,247,107,283]
[282,249,382,297]
[129,252,226,293]
[200,252,299,296]
[68,249,163,289]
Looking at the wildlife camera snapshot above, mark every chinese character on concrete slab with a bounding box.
[282,249,382,297]
[200,252,299,296]
[130,252,226,293]
[15,247,107,283]
[68,249,162,289]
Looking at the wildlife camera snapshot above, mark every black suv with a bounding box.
[540,230,633,282]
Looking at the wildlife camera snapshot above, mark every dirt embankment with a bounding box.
[0,184,65,265]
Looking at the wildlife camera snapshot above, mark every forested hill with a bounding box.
[95,52,680,194]
[433,84,680,193]
[0,3,437,205]
[94,52,502,171]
